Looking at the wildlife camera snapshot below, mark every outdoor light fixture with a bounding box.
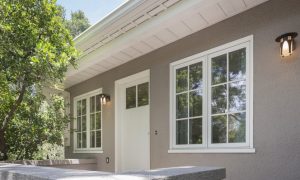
[100,94,110,105]
[275,32,298,57]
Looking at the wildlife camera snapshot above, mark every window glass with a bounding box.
[90,131,95,148]
[176,93,188,119]
[90,96,95,113]
[90,114,95,130]
[77,117,81,132]
[189,118,202,144]
[228,112,246,143]
[189,62,203,90]
[96,95,101,111]
[211,85,227,114]
[96,131,101,147]
[176,67,188,93]
[229,81,246,112]
[82,99,86,115]
[229,48,246,81]
[77,100,81,116]
[77,133,81,148]
[96,112,101,129]
[212,54,227,85]
[189,90,202,117]
[138,82,149,107]
[212,115,227,143]
[126,86,136,109]
[176,120,188,144]
[82,132,87,148]
[82,115,86,131]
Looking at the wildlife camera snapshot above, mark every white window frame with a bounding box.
[73,88,103,153]
[169,35,255,153]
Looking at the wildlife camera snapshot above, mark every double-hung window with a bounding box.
[169,36,254,153]
[74,89,103,153]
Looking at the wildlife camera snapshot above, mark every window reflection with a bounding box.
[212,54,227,85]
[229,48,246,81]
[138,82,149,107]
[126,86,136,109]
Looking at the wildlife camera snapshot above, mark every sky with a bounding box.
[56,0,127,25]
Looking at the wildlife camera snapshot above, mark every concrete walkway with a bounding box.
[0,163,225,180]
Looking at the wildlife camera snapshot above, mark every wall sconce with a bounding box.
[100,94,110,105]
[275,32,298,57]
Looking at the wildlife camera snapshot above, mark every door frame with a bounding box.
[114,69,150,172]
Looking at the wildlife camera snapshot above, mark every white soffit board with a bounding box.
[65,0,269,88]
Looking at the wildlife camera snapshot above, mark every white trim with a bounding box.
[73,88,103,154]
[169,35,254,153]
[115,69,150,173]
[249,36,254,149]
[168,148,256,154]
[73,150,104,154]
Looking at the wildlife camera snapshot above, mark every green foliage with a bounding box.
[0,0,78,160]
[6,94,69,160]
[66,10,90,38]
[32,143,64,160]
[0,0,78,85]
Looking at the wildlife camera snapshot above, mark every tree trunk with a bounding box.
[0,129,8,160]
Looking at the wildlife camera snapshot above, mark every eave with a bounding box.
[65,0,268,88]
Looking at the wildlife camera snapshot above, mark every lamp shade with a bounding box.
[275,32,298,57]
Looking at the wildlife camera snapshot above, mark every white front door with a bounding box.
[115,70,150,173]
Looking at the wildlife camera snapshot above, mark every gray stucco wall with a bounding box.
[65,0,300,179]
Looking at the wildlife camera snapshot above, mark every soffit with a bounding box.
[65,0,268,88]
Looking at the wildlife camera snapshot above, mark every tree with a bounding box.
[65,10,90,38]
[6,94,69,160]
[56,5,90,38]
[0,0,78,160]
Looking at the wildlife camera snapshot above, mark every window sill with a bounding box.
[168,148,255,154]
[73,150,103,154]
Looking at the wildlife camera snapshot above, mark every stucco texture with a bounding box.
[66,0,300,179]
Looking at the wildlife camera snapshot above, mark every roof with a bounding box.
[65,0,268,88]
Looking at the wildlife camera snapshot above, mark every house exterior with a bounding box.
[63,0,300,179]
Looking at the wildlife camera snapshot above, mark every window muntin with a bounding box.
[171,37,252,151]
[74,89,102,152]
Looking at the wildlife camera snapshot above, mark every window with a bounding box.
[175,63,204,146]
[169,36,254,153]
[74,89,103,153]
[126,82,149,109]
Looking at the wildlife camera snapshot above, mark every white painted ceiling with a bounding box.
[65,0,268,88]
